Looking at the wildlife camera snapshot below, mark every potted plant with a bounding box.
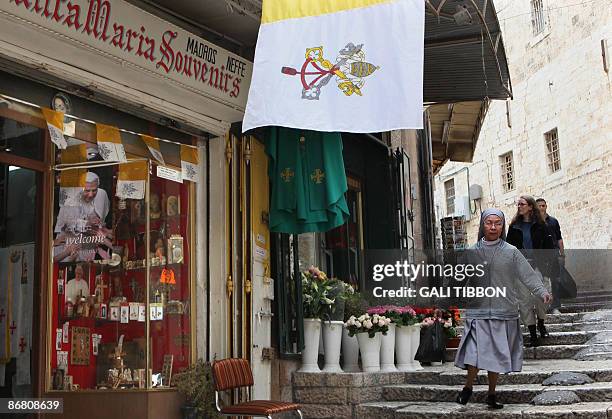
[341,292,368,372]
[443,307,462,349]
[321,278,354,372]
[173,359,220,419]
[367,306,404,372]
[345,313,390,372]
[389,305,422,371]
[299,266,332,372]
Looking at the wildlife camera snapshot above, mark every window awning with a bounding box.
[428,100,489,174]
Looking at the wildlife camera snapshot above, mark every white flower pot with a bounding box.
[357,332,381,372]
[299,318,321,372]
[342,328,360,372]
[395,324,414,371]
[380,323,398,372]
[408,324,424,371]
[322,321,344,372]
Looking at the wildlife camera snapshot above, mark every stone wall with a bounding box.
[292,372,407,419]
[433,0,612,290]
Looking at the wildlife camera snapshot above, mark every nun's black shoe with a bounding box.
[486,394,504,409]
[456,387,472,405]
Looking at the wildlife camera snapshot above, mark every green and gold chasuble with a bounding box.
[265,127,349,234]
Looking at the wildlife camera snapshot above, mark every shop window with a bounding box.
[544,128,561,173]
[500,152,515,193]
[0,114,45,161]
[50,143,193,391]
[0,163,39,397]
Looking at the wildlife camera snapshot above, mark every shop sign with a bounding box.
[3,0,252,109]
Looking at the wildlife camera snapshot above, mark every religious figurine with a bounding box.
[65,299,74,318]
[109,335,126,389]
[150,193,161,219]
[94,274,107,304]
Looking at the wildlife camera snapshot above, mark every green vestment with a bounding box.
[265,127,349,234]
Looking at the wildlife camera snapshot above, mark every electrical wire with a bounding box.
[496,0,605,23]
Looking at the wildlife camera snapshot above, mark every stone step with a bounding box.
[444,342,603,362]
[456,321,612,335]
[452,330,595,346]
[356,401,612,418]
[561,302,612,312]
[456,312,586,325]
[573,291,612,300]
[405,359,612,386]
[382,382,612,404]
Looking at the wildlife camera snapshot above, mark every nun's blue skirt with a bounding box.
[454,319,523,374]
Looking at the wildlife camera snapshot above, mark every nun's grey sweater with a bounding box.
[461,240,547,320]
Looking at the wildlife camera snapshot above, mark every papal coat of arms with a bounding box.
[281,43,379,100]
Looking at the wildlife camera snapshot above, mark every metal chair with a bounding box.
[212,358,303,419]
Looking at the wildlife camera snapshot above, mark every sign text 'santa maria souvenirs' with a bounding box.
[3,0,252,108]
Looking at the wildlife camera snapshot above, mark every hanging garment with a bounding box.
[265,127,349,233]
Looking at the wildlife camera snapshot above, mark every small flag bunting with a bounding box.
[96,123,127,162]
[116,160,148,199]
[180,145,199,182]
[141,135,166,165]
[59,144,87,207]
[41,107,67,149]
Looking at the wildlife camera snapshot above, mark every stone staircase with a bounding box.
[357,309,612,418]
[292,309,612,418]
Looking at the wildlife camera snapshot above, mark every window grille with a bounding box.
[444,178,455,215]
[545,128,561,173]
[530,0,548,36]
[500,152,515,193]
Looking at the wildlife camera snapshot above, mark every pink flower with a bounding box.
[367,306,387,315]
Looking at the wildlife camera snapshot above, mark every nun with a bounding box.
[454,208,552,409]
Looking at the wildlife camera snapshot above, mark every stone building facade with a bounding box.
[433,0,612,290]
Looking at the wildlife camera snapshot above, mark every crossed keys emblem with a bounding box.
[282,43,379,100]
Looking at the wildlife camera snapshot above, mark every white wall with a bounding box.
[434,0,612,249]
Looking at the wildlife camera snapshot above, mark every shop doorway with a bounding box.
[0,163,40,402]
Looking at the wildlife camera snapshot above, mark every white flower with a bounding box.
[358,315,366,322]
[364,320,373,329]
[385,318,392,325]
[378,319,386,326]
[355,321,362,328]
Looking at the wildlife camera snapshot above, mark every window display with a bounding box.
[50,141,193,391]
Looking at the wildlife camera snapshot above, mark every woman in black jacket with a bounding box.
[506,195,558,347]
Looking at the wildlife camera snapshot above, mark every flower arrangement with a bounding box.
[367,305,419,327]
[345,313,391,338]
[301,266,354,320]
[416,307,461,338]
[301,266,332,319]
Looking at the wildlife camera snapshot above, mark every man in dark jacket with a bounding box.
[537,198,565,314]
[506,196,558,347]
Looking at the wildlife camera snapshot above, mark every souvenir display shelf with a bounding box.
[50,162,191,391]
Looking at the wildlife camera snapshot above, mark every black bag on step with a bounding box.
[414,321,447,363]
[558,265,577,299]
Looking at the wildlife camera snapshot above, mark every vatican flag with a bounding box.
[242,0,424,133]
[41,108,67,149]
[117,161,147,200]
[96,124,127,162]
